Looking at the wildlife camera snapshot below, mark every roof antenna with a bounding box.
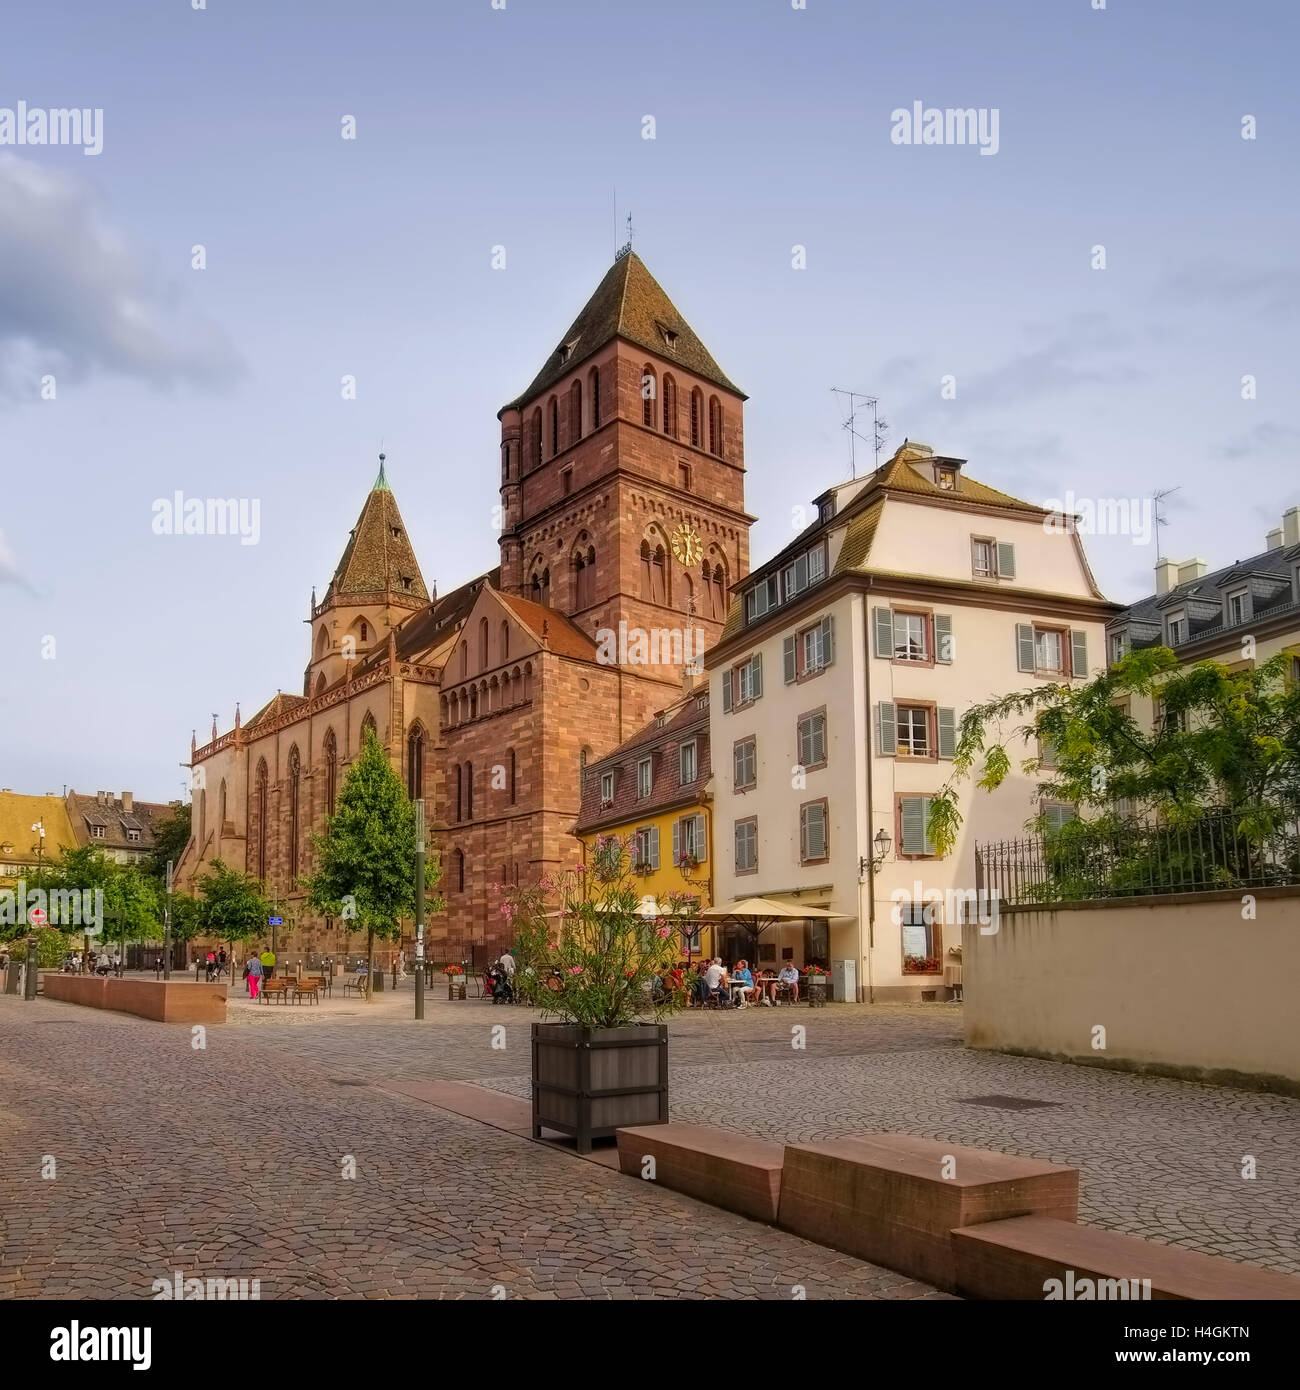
[1151,485,1181,562]
[616,211,634,261]
[830,389,888,480]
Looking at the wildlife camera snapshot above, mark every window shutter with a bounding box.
[799,805,808,860]
[937,707,956,759]
[722,671,732,713]
[813,715,826,765]
[1070,629,1088,678]
[751,652,763,699]
[733,742,744,786]
[805,805,826,859]
[821,614,835,666]
[876,701,897,756]
[650,825,660,869]
[873,606,892,658]
[934,613,953,664]
[695,813,707,863]
[672,818,681,866]
[997,541,1016,579]
[900,795,934,855]
[1016,623,1035,672]
[783,635,797,684]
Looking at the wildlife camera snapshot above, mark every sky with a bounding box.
[1,0,1297,801]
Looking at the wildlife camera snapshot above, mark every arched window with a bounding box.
[640,539,652,597]
[569,379,582,444]
[540,568,551,608]
[465,762,474,819]
[652,544,667,604]
[218,778,227,828]
[522,663,533,702]
[198,787,207,848]
[316,625,330,657]
[531,408,542,469]
[453,848,465,893]
[500,621,509,661]
[469,687,478,719]
[641,364,657,428]
[489,675,499,711]
[500,670,511,707]
[690,388,703,447]
[509,747,517,803]
[479,617,489,669]
[662,374,677,438]
[407,723,424,801]
[573,544,596,609]
[589,365,600,428]
[359,619,369,644]
[712,562,726,619]
[323,729,338,817]
[253,759,269,880]
[315,671,327,696]
[459,642,468,680]
[682,572,695,616]
[287,745,301,879]
[455,764,463,821]
[548,396,558,457]
[709,396,722,455]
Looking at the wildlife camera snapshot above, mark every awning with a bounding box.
[699,896,839,923]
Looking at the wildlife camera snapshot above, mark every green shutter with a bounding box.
[873,606,892,658]
[750,651,763,699]
[821,614,835,666]
[1070,629,1088,678]
[695,813,707,863]
[877,701,897,755]
[733,742,744,786]
[783,635,797,683]
[721,671,732,713]
[1016,623,1035,672]
[900,796,925,854]
[934,613,953,664]
[672,818,681,865]
[649,825,659,869]
[997,541,1016,579]
[937,707,956,759]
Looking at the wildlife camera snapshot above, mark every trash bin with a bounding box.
[3,962,20,995]
[371,969,384,992]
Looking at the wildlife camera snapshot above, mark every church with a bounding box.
[175,250,752,963]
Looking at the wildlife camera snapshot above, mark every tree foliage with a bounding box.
[193,859,271,946]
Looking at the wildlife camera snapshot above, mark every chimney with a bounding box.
[96,790,105,805]
[1283,506,1300,547]
[1154,558,1180,596]
[1266,527,1284,551]
[1176,558,1207,585]
[122,791,133,814]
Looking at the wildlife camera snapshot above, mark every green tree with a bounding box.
[302,728,418,1000]
[101,865,161,962]
[38,845,119,956]
[193,859,271,956]
[145,802,191,885]
[928,647,1300,869]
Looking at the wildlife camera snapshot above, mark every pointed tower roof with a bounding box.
[323,457,429,604]
[502,251,743,411]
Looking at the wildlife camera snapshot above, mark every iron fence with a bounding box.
[975,807,1300,907]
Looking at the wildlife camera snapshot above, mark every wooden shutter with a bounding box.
[876,701,897,755]
[1070,629,1088,678]
[695,813,707,862]
[997,541,1016,579]
[812,715,826,765]
[722,670,732,713]
[783,635,797,683]
[937,707,956,759]
[733,742,745,786]
[820,614,835,666]
[1016,623,1035,672]
[934,613,953,664]
[750,652,763,699]
[672,818,681,866]
[873,606,892,658]
[802,804,826,860]
[900,795,933,855]
[649,825,660,869]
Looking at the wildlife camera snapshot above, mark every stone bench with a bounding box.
[952,1215,1300,1301]
[777,1133,1079,1291]
[616,1123,785,1223]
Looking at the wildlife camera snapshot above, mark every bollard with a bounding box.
[23,936,39,1000]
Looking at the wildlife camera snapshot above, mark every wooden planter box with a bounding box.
[531,1022,667,1153]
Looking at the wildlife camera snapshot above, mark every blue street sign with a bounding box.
[268,916,283,925]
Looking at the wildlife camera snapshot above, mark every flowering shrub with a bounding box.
[902,954,941,974]
[802,964,828,977]
[442,963,464,977]
[506,834,692,1029]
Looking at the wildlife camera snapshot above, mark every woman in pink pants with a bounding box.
[247,956,263,999]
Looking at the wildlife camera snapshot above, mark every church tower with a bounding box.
[496,250,750,691]
[304,456,429,696]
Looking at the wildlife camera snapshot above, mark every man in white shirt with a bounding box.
[498,950,516,978]
[777,962,800,1003]
[703,958,727,1005]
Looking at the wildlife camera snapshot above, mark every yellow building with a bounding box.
[0,791,79,886]
[573,689,715,961]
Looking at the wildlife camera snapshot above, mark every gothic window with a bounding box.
[573,545,596,609]
[469,688,478,719]
[407,724,424,801]
[509,747,517,804]
[323,729,338,816]
[662,374,677,438]
[316,625,330,657]
[690,388,703,447]
[641,365,657,428]
[589,366,600,428]
[361,711,377,743]
[523,663,533,701]
[570,379,582,443]
[315,672,327,696]
[548,395,558,457]
[218,778,227,827]
[453,848,465,892]
[359,620,369,643]
[710,561,726,619]
[541,568,551,608]
[652,544,667,604]
[640,539,652,597]
[500,621,509,661]
[465,762,474,819]
[709,396,722,455]
[198,788,207,848]
[479,617,489,669]
[530,571,542,604]
[455,764,463,821]
[531,408,542,469]
[287,745,301,880]
[253,759,268,881]
[682,573,694,615]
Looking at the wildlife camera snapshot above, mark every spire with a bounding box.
[321,457,428,606]
[373,451,390,492]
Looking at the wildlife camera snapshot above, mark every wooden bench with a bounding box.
[258,978,293,1004]
[616,1123,785,1223]
[342,972,368,997]
[293,978,322,1004]
[777,1133,1079,1292]
[951,1215,1300,1301]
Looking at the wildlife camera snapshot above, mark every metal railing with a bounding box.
[975,807,1300,907]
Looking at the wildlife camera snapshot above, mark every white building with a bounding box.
[706,442,1118,1000]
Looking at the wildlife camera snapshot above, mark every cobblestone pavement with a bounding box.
[0,994,943,1301]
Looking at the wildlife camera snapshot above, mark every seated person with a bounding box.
[730,959,755,1007]
[777,962,800,1002]
[703,957,727,1004]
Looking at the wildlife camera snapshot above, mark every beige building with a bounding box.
[706,442,1119,1000]
[0,791,78,885]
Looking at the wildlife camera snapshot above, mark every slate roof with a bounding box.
[65,791,176,855]
[1110,541,1300,650]
[502,251,743,411]
[574,691,712,835]
[323,464,429,604]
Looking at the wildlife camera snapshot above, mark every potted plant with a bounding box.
[443,962,465,1000]
[902,954,942,974]
[507,834,689,1153]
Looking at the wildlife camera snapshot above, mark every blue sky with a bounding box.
[2,0,1297,800]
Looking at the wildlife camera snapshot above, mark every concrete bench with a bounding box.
[777,1133,1079,1291]
[952,1215,1300,1301]
[616,1123,785,1223]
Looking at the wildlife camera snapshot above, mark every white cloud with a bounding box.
[0,526,34,591]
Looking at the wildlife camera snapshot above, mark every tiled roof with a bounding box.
[323,468,429,604]
[869,448,1046,515]
[64,792,176,854]
[831,500,884,576]
[502,251,742,411]
[244,692,308,732]
[574,693,712,834]
[0,792,78,868]
[357,567,502,670]
[497,592,600,662]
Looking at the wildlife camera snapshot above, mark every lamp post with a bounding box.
[414,799,426,1020]
[858,829,892,1005]
[163,859,173,980]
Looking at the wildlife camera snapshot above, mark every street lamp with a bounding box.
[413,799,426,1021]
[860,828,892,877]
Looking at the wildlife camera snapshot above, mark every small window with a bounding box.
[1227,590,1248,626]
[679,462,692,492]
[733,737,757,791]
[819,498,835,525]
[561,467,573,496]
[734,818,758,873]
[972,538,996,578]
[600,771,614,804]
[797,711,827,769]
[1035,628,1064,674]
[935,466,957,491]
[127,829,141,843]
[1043,802,1077,833]
[897,705,930,757]
[736,654,762,705]
[893,611,928,662]
[637,757,653,798]
[91,825,105,839]
[1037,733,1059,769]
[1110,631,1128,663]
[635,826,659,871]
[1166,614,1186,646]
[679,739,698,784]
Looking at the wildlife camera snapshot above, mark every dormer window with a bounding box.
[1166,613,1186,646]
[1226,589,1249,626]
[819,499,835,525]
[935,465,957,491]
[656,321,678,350]
[599,771,614,803]
[557,339,577,364]
[1109,631,1129,663]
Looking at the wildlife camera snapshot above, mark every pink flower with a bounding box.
[567,965,584,975]
[655,926,671,938]
[499,902,515,917]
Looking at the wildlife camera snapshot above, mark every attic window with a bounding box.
[558,339,578,363]
[819,499,835,525]
[935,466,958,491]
[400,576,413,591]
[91,826,106,839]
[657,322,678,350]
[696,694,708,712]
[391,526,401,539]
[657,713,668,728]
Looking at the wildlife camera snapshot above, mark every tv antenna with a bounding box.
[831,389,888,479]
[1151,485,1181,562]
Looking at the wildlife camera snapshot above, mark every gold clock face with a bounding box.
[670,523,703,566]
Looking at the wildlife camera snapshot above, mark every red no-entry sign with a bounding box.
[28,907,47,927]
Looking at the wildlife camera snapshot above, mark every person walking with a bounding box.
[217,947,227,979]
[259,946,276,981]
[246,954,264,1001]
[396,949,407,981]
